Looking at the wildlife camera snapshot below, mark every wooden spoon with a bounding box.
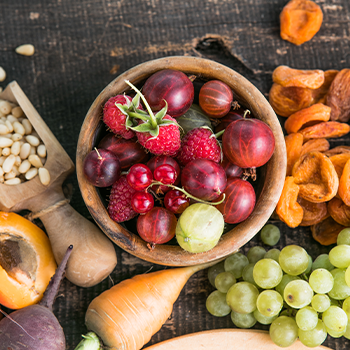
[143,329,331,350]
[0,81,117,288]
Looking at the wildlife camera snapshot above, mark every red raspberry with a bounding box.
[136,115,181,156]
[108,175,138,222]
[177,127,222,166]
[103,95,135,139]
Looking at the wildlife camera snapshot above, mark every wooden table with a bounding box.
[0,1,349,349]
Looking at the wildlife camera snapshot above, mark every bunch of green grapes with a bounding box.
[206,225,350,348]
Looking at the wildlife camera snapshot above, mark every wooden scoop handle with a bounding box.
[25,184,117,288]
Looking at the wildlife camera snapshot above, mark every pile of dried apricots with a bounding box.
[268,65,350,246]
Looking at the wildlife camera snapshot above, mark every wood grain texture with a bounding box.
[0,0,349,349]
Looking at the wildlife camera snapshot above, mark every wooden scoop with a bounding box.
[143,329,332,350]
[0,81,117,287]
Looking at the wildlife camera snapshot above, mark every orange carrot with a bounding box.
[79,261,217,350]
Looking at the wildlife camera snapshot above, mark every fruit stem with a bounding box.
[147,181,225,205]
[214,129,225,139]
[243,109,251,118]
[94,147,102,160]
[125,80,158,129]
[127,111,149,121]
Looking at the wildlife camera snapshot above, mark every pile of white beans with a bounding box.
[0,99,50,186]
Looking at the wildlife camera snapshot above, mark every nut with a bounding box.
[15,44,35,56]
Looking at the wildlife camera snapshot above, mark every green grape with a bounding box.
[337,228,350,245]
[284,280,314,309]
[329,244,350,268]
[208,261,225,287]
[311,294,331,313]
[279,245,309,276]
[260,224,280,246]
[269,316,298,347]
[295,306,318,331]
[298,319,327,347]
[247,246,266,264]
[264,248,280,262]
[312,253,334,272]
[253,258,283,289]
[304,255,313,275]
[326,326,346,338]
[344,322,350,340]
[322,305,348,332]
[342,296,350,321]
[256,290,283,317]
[328,268,350,300]
[346,265,350,287]
[230,310,256,328]
[275,274,299,296]
[224,252,249,279]
[215,271,236,293]
[253,309,278,325]
[309,268,334,293]
[226,281,259,314]
[206,290,231,317]
[242,263,258,287]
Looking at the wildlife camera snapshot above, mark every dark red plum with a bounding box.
[142,69,194,118]
[216,177,256,224]
[181,158,227,201]
[221,156,243,178]
[98,133,149,170]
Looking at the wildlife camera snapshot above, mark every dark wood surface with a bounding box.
[0,1,349,349]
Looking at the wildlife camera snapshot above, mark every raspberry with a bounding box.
[108,175,138,222]
[136,115,181,156]
[103,95,135,139]
[177,127,222,166]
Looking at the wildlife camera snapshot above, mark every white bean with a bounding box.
[0,167,4,176]
[29,146,36,155]
[28,154,43,168]
[0,137,13,147]
[20,143,31,159]
[2,148,10,156]
[37,144,47,158]
[7,115,17,124]
[22,119,33,135]
[18,159,31,173]
[0,101,12,115]
[5,171,16,180]
[25,167,38,180]
[14,155,21,166]
[38,167,50,186]
[5,120,13,133]
[0,124,9,135]
[26,135,40,147]
[5,178,21,185]
[11,141,21,156]
[0,67,6,82]
[11,106,24,118]
[15,44,35,56]
[12,165,20,176]
[12,133,23,141]
[0,156,5,166]
[1,116,6,122]
[3,154,16,173]
[13,121,25,135]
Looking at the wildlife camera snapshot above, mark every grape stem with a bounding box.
[94,147,102,160]
[147,181,226,205]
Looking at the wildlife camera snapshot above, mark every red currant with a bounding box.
[154,164,177,185]
[131,191,154,213]
[164,190,190,214]
[126,164,153,191]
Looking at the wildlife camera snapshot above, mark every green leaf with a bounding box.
[155,101,168,123]
[158,119,177,126]
[125,115,134,128]
[131,93,141,110]
[130,122,154,133]
[74,332,102,350]
[115,103,128,115]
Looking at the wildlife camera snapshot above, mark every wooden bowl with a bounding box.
[76,56,286,266]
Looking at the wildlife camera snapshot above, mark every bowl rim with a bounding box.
[76,55,287,266]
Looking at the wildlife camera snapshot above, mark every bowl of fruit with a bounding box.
[76,56,286,266]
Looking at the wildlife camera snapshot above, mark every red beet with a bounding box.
[181,158,227,201]
[142,69,194,118]
[216,177,256,224]
[0,246,73,350]
[83,148,121,187]
[222,118,275,168]
[199,80,233,118]
[98,133,149,170]
[137,207,177,249]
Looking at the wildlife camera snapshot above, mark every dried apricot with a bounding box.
[339,158,350,206]
[300,138,329,156]
[299,121,350,141]
[276,176,304,228]
[292,151,338,203]
[327,197,350,226]
[285,133,303,176]
[284,103,331,134]
[329,153,350,178]
[324,146,350,157]
[313,70,339,103]
[297,196,328,226]
[311,215,345,246]
[280,0,323,46]
[269,83,315,117]
[272,65,324,89]
[326,69,350,122]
